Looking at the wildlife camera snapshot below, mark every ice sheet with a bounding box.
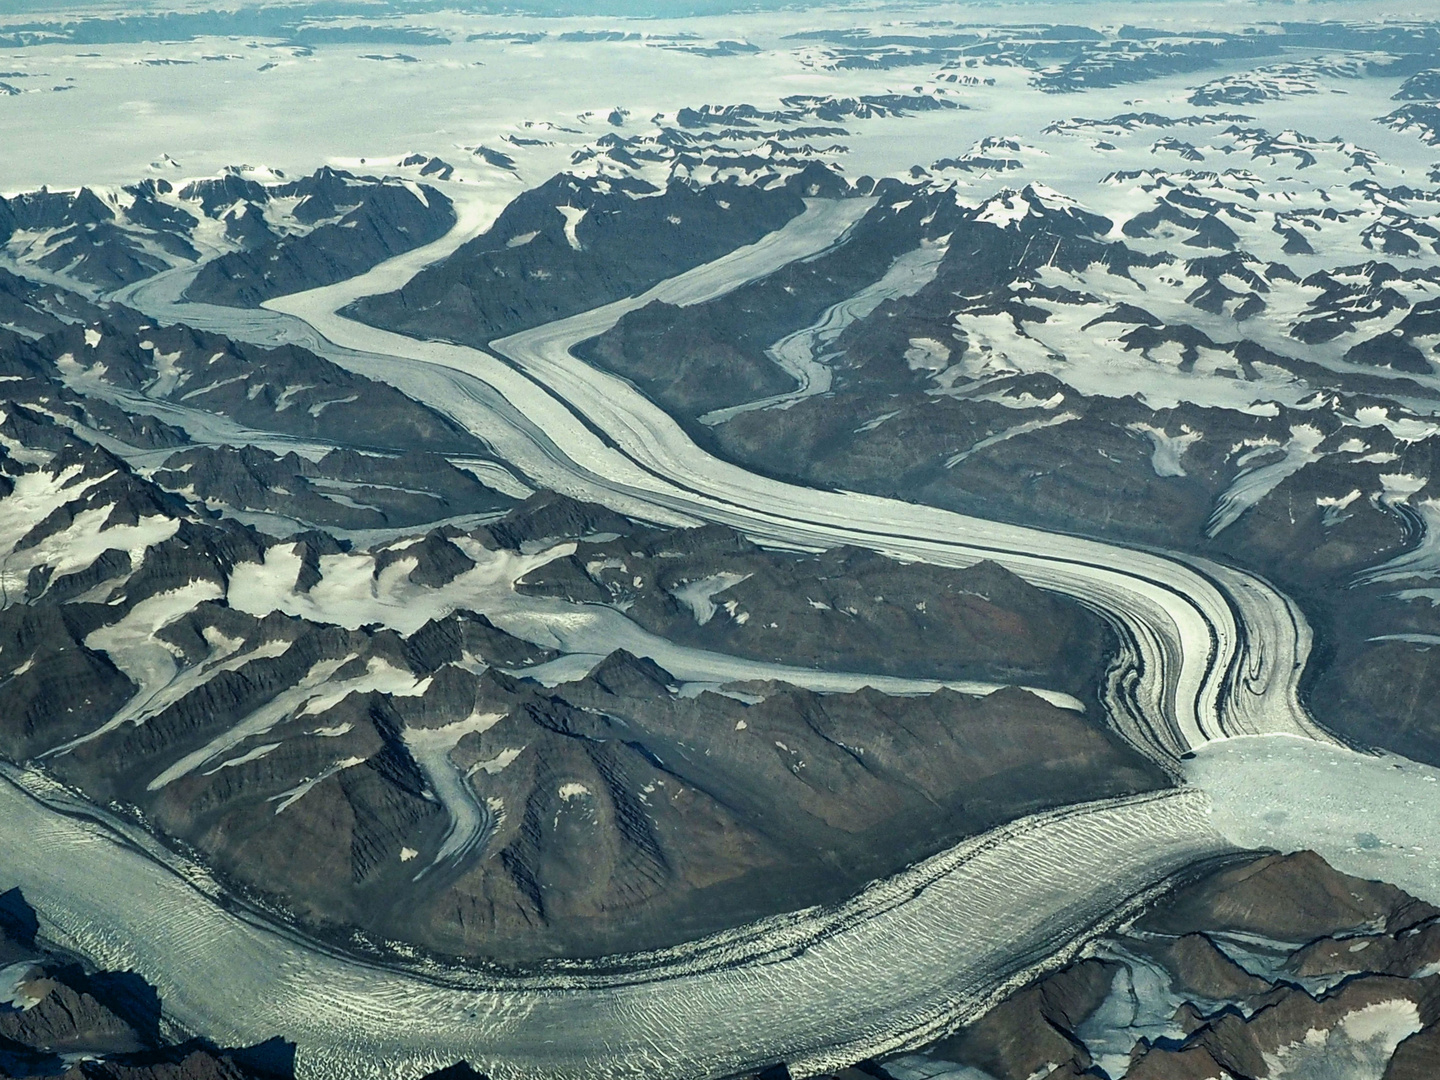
[1186,735,1440,907]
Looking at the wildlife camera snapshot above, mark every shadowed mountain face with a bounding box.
[386,658,1162,959]
[184,169,456,308]
[515,523,1108,698]
[0,168,453,297]
[0,885,483,1080]
[0,269,490,460]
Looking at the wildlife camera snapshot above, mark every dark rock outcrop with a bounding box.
[926,959,1119,1079]
[1142,850,1439,942]
[517,522,1111,696]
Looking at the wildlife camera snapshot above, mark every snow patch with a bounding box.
[1207,425,1325,536]
[1129,423,1202,478]
[904,337,950,373]
[946,412,1080,468]
[268,756,367,815]
[556,205,587,250]
[670,572,752,626]
[468,747,524,776]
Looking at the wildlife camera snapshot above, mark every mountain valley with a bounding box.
[4,2,1440,1077]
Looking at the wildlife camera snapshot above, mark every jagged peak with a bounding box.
[583,649,678,698]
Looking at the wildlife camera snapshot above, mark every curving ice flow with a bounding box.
[402,712,507,872]
[697,240,949,427]
[0,764,1225,1080]
[0,193,1365,1080]
[267,198,1329,761]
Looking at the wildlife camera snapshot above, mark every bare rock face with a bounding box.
[891,850,1440,1080]
[516,522,1112,697]
[475,490,632,551]
[60,1052,257,1080]
[550,170,1440,776]
[0,888,41,962]
[0,167,454,298]
[184,169,456,308]
[346,170,816,345]
[152,446,513,533]
[1123,1043,1235,1080]
[419,1065,490,1080]
[1141,850,1439,942]
[1386,1021,1440,1080]
[0,966,145,1056]
[402,652,1165,960]
[1151,933,1273,1001]
[925,959,1119,1079]
[581,298,797,415]
[373,530,476,588]
[1289,921,1440,982]
[0,603,136,761]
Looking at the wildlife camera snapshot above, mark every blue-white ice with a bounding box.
[1185,735,1440,907]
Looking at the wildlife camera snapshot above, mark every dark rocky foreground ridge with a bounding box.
[4,850,1438,1079]
[0,885,461,1080]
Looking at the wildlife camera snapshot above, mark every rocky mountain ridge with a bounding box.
[2,166,454,297]
[346,164,845,346]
